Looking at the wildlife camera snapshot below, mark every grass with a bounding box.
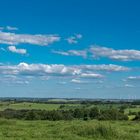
[0,102,140,139]
[0,119,139,140]
[0,102,82,111]
[0,102,61,111]
[125,106,140,114]
[1,101,140,115]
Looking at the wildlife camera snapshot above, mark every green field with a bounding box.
[125,106,140,114]
[0,102,81,111]
[0,119,139,140]
[0,102,61,111]
[0,101,140,139]
[1,101,140,113]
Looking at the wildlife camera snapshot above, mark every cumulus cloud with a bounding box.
[66,34,82,44]
[90,45,140,61]
[0,63,130,78]
[0,63,131,86]
[0,31,60,46]
[0,62,81,76]
[8,46,27,54]
[52,50,87,58]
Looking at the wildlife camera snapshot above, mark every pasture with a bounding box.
[0,100,139,139]
[0,102,61,111]
[0,119,140,140]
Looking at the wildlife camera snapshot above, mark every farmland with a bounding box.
[0,100,140,114]
[0,102,61,111]
[0,99,140,139]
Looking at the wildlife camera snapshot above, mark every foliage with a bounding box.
[0,107,128,121]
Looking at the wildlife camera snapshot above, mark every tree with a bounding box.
[89,107,100,119]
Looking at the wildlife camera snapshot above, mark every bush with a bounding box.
[89,107,100,119]
[0,107,128,121]
[98,109,128,120]
[133,112,140,121]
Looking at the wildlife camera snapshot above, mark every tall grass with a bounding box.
[0,120,139,140]
[66,122,118,139]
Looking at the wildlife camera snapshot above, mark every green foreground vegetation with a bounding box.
[0,99,140,139]
[0,119,140,140]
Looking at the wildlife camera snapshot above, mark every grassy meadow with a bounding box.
[0,100,140,139]
[0,102,61,111]
[0,119,140,140]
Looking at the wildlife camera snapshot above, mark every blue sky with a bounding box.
[0,0,140,98]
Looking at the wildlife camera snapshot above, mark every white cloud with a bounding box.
[52,50,70,56]
[0,75,29,85]
[78,64,130,72]
[127,76,140,81]
[66,34,82,44]
[66,36,78,44]
[0,62,81,76]
[0,31,60,46]
[75,34,82,39]
[0,63,132,85]
[90,45,140,61]
[80,73,103,78]
[52,45,140,62]
[8,46,27,54]
[71,79,88,84]
[0,63,130,78]
[12,80,29,85]
[6,26,18,31]
[125,84,135,88]
[0,26,18,31]
[52,50,87,58]
[0,47,6,51]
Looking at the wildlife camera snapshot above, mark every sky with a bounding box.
[0,0,140,99]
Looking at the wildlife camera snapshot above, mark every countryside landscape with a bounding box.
[0,98,140,139]
[1,0,140,139]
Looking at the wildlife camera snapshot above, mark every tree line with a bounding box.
[0,107,128,121]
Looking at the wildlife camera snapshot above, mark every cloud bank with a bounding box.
[53,45,140,61]
[0,31,60,46]
[0,63,130,80]
[90,45,140,61]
